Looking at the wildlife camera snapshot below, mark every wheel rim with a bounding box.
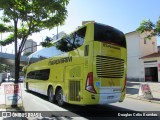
[49,88,53,102]
[57,90,63,105]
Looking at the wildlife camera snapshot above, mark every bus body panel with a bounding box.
[24,22,127,105]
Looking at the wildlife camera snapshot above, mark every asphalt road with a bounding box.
[20,83,160,120]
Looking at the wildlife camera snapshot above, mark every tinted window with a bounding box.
[55,26,86,52]
[94,23,126,48]
[28,27,86,64]
[29,46,63,64]
[27,69,50,80]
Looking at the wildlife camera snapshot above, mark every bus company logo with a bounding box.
[49,56,72,65]
[103,44,120,50]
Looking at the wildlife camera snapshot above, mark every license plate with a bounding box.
[107,96,114,99]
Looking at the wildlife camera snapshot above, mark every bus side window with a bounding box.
[26,69,50,80]
[75,27,86,47]
[84,45,89,56]
[55,27,86,53]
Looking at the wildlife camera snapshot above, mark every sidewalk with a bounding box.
[126,81,160,104]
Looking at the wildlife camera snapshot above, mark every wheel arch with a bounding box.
[55,85,62,95]
[47,84,54,95]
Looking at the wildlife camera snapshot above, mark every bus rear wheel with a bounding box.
[56,88,64,106]
[48,87,55,103]
[26,83,29,92]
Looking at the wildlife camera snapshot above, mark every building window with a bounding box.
[144,39,147,44]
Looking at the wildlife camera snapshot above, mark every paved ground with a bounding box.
[0,81,160,111]
[126,81,160,104]
[0,84,5,106]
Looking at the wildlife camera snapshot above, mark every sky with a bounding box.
[1,0,160,52]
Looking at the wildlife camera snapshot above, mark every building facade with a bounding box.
[23,39,37,56]
[141,51,160,82]
[125,31,159,82]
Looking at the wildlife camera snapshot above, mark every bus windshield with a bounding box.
[94,23,126,48]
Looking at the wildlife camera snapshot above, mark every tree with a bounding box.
[0,0,69,83]
[0,63,9,72]
[137,17,160,39]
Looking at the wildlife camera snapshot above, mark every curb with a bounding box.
[126,95,160,104]
[0,105,24,112]
[0,105,6,110]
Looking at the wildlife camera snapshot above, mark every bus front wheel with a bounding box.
[56,88,64,106]
[48,87,55,103]
[26,83,29,92]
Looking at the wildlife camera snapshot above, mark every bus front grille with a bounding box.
[96,55,124,78]
[69,81,81,101]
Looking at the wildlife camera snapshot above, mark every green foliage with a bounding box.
[0,34,14,45]
[137,17,160,39]
[0,0,69,47]
[0,64,9,72]
[156,18,160,36]
[0,0,69,82]
[137,19,155,32]
[41,37,54,47]
[0,24,9,33]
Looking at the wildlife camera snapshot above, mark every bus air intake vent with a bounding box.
[96,55,124,78]
[69,81,81,101]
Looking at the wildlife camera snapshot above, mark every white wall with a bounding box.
[125,31,158,82]
[125,32,144,81]
[126,32,140,57]
[140,32,157,57]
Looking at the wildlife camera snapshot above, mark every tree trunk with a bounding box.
[14,20,19,83]
[14,56,20,83]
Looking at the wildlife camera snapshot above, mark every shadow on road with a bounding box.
[152,98,160,101]
[126,88,139,95]
[25,90,140,119]
[24,90,160,119]
[126,82,140,87]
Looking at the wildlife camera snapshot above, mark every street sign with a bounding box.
[4,84,23,106]
[138,84,153,99]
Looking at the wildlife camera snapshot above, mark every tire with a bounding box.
[26,82,29,92]
[56,88,65,106]
[48,87,55,103]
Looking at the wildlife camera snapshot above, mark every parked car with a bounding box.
[4,77,15,82]
[19,76,24,82]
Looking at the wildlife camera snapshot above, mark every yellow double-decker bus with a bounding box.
[24,22,127,106]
